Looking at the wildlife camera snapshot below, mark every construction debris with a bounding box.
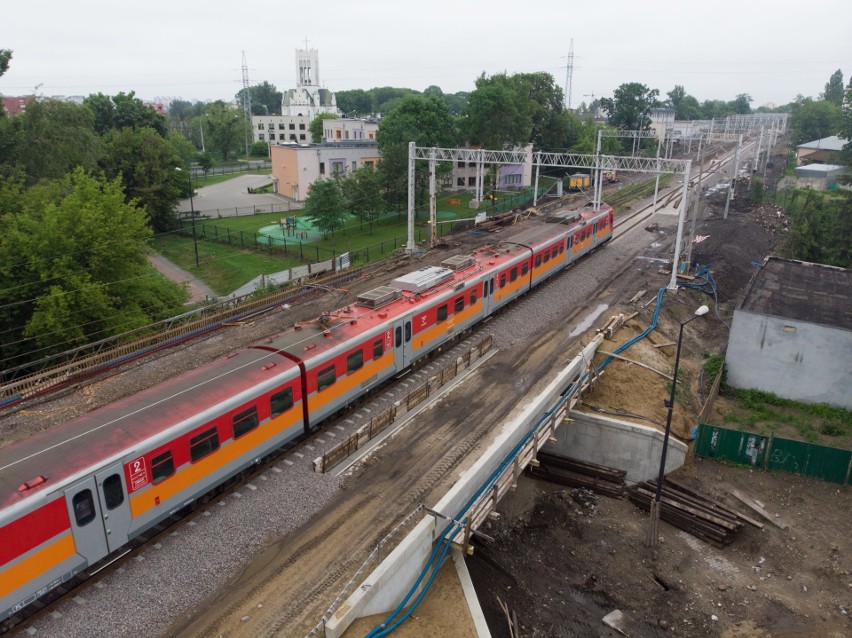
[629,480,754,547]
[529,452,626,498]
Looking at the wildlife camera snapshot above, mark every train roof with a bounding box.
[0,348,300,509]
[0,210,607,510]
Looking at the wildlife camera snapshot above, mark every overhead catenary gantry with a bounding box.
[407,143,692,290]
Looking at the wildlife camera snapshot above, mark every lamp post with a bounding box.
[176,167,200,267]
[647,304,709,547]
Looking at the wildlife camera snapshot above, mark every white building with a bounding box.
[252,48,340,145]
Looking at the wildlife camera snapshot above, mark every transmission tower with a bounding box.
[564,39,574,110]
[241,51,251,157]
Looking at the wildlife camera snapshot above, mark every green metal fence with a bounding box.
[695,423,852,485]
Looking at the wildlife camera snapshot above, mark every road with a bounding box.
[177,174,299,217]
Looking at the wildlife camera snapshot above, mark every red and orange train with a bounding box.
[0,205,613,621]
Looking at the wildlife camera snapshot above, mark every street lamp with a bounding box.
[175,167,200,267]
[647,303,710,547]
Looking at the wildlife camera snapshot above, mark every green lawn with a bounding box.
[158,186,548,292]
[718,387,852,449]
[151,232,301,295]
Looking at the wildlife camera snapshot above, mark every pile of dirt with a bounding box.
[689,198,788,303]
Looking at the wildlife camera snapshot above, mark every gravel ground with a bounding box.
[21,206,681,638]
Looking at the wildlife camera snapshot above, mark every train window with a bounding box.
[373,339,383,359]
[395,326,402,347]
[535,254,542,267]
[454,297,464,313]
[269,388,293,419]
[151,451,175,484]
[543,251,550,263]
[102,474,124,510]
[347,349,364,373]
[405,321,411,342]
[470,289,477,304]
[521,263,529,276]
[437,304,448,322]
[189,427,220,463]
[552,247,559,258]
[510,267,518,282]
[271,388,293,417]
[317,365,336,391]
[490,279,494,295]
[233,406,259,439]
[559,243,565,253]
[73,489,96,526]
[499,274,506,288]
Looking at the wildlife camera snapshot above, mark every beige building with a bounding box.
[322,118,379,143]
[271,141,380,202]
[795,136,847,166]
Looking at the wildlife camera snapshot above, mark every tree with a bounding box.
[205,102,244,160]
[729,93,753,115]
[377,94,458,209]
[0,169,187,366]
[0,49,11,118]
[821,69,845,106]
[82,91,168,136]
[336,89,373,116]
[666,85,701,120]
[788,97,841,145]
[0,99,102,184]
[309,112,339,143]
[302,179,348,238]
[339,166,383,232]
[599,83,659,130]
[839,83,852,166]
[101,127,183,231]
[462,73,531,149]
[236,81,283,116]
[0,49,10,78]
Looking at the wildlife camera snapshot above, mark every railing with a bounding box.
[313,335,494,473]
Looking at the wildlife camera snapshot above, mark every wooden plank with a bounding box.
[731,489,788,529]
[665,479,764,529]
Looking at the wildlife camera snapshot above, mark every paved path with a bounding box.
[177,174,300,217]
[148,254,218,304]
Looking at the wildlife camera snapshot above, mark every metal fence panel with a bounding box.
[696,424,852,485]
[768,438,851,484]
[694,424,768,467]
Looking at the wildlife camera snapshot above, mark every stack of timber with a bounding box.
[529,452,626,498]
[629,479,761,547]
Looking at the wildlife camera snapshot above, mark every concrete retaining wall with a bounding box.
[544,411,688,485]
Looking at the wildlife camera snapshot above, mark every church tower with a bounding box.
[282,47,338,119]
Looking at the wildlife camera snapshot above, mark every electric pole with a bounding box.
[241,51,252,158]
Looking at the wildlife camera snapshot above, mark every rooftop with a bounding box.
[796,135,847,151]
[739,257,851,331]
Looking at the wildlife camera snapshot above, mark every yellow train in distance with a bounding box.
[567,173,590,191]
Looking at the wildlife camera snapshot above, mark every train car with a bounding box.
[0,204,613,622]
[567,173,590,191]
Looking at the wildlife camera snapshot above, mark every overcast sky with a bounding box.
[2,0,850,108]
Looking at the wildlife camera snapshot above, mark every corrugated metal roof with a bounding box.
[796,135,847,151]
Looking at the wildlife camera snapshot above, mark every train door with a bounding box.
[393,319,407,368]
[64,478,109,565]
[95,464,132,552]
